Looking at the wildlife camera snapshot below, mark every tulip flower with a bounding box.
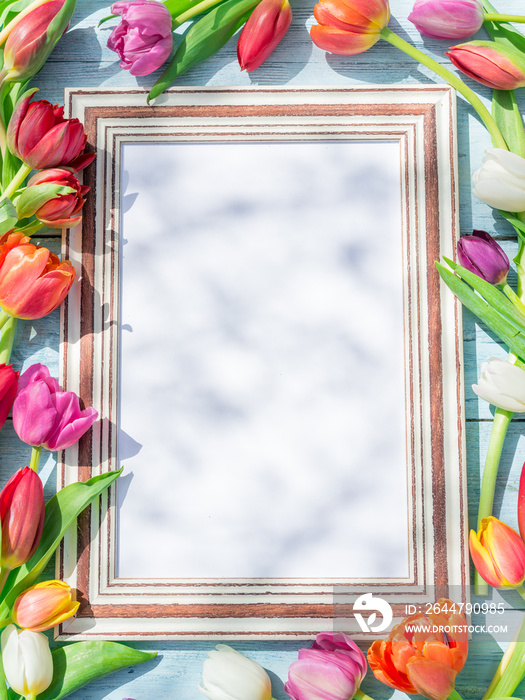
[237,0,292,72]
[408,0,484,40]
[16,168,90,229]
[472,148,525,213]
[0,363,18,430]
[0,0,75,84]
[472,357,525,412]
[13,363,98,452]
[285,632,367,700]
[310,0,390,55]
[0,232,75,320]
[7,89,94,171]
[199,644,273,700]
[1,624,53,699]
[107,0,174,77]
[457,230,509,286]
[470,516,525,589]
[368,599,468,700]
[13,580,79,632]
[447,41,525,90]
[0,467,45,572]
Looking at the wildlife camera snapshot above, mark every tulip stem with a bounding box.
[447,691,464,700]
[29,445,42,473]
[484,614,525,698]
[502,283,525,317]
[354,691,376,700]
[0,315,17,365]
[475,406,513,595]
[172,0,228,26]
[0,162,31,203]
[379,28,508,150]
[484,13,525,23]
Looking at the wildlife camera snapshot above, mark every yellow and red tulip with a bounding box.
[469,516,525,589]
[13,580,79,632]
[368,599,468,700]
[310,0,390,55]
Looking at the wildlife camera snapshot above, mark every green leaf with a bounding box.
[436,262,525,359]
[483,0,525,52]
[492,90,525,157]
[148,0,259,102]
[0,197,17,234]
[7,642,156,700]
[499,210,525,244]
[15,184,75,219]
[0,470,122,615]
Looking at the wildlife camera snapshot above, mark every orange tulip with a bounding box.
[310,0,390,55]
[368,599,468,700]
[13,580,79,632]
[469,516,525,589]
[0,232,75,320]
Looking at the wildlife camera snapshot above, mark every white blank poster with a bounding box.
[116,140,409,580]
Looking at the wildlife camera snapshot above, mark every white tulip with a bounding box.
[473,357,525,412]
[472,148,525,212]
[1,624,53,699]
[199,644,272,700]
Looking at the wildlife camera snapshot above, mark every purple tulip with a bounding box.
[13,364,98,452]
[285,632,367,700]
[408,0,484,40]
[457,230,509,286]
[107,0,173,77]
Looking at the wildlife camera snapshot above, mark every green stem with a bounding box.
[502,283,525,317]
[485,614,525,698]
[380,28,508,149]
[447,691,464,700]
[29,445,42,473]
[0,570,9,599]
[475,407,513,595]
[484,13,525,22]
[354,691,376,700]
[0,162,30,202]
[173,0,226,26]
[0,314,17,365]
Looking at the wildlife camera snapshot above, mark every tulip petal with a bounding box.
[469,528,503,587]
[12,381,57,447]
[310,23,380,54]
[483,518,525,586]
[406,658,457,700]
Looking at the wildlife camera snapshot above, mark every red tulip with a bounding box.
[13,580,79,632]
[0,467,45,572]
[469,516,525,589]
[447,41,525,90]
[237,0,292,72]
[0,364,18,431]
[310,0,390,55]
[17,168,89,229]
[0,232,75,320]
[518,462,525,541]
[368,599,468,700]
[7,90,95,171]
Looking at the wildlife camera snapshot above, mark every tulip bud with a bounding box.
[0,467,45,572]
[469,516,525,589]
[285,632,367,700]
[408,0,484,40]
[472,148,525,213]
[0,0,75,84]
[16,168,90,229]
[472,357,525,412]
[0,363,18,431]
[456,230,509,286]
[0,232,76,320]
[237,0,292,72]
[13,580,79,632]
[199,645,272,700]
[107,0,174,77]
[310,0,390,55]
[1,624,53,699]
[447,40,525,90]
[13,363,98,451]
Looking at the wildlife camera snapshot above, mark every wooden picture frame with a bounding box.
[57,86,467,641]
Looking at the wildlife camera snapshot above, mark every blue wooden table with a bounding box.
[2,0,525,697]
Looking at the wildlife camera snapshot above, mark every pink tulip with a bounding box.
[447,41,525,90]
[237,0,293,72]
[408,0,484,40]
[285,632,367,700]
[13,580,79,632]
[0,467,45,571]
[0,364,18,431]
[457,230,509,286]
[13,364,97,452]
[107,0,173,77]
